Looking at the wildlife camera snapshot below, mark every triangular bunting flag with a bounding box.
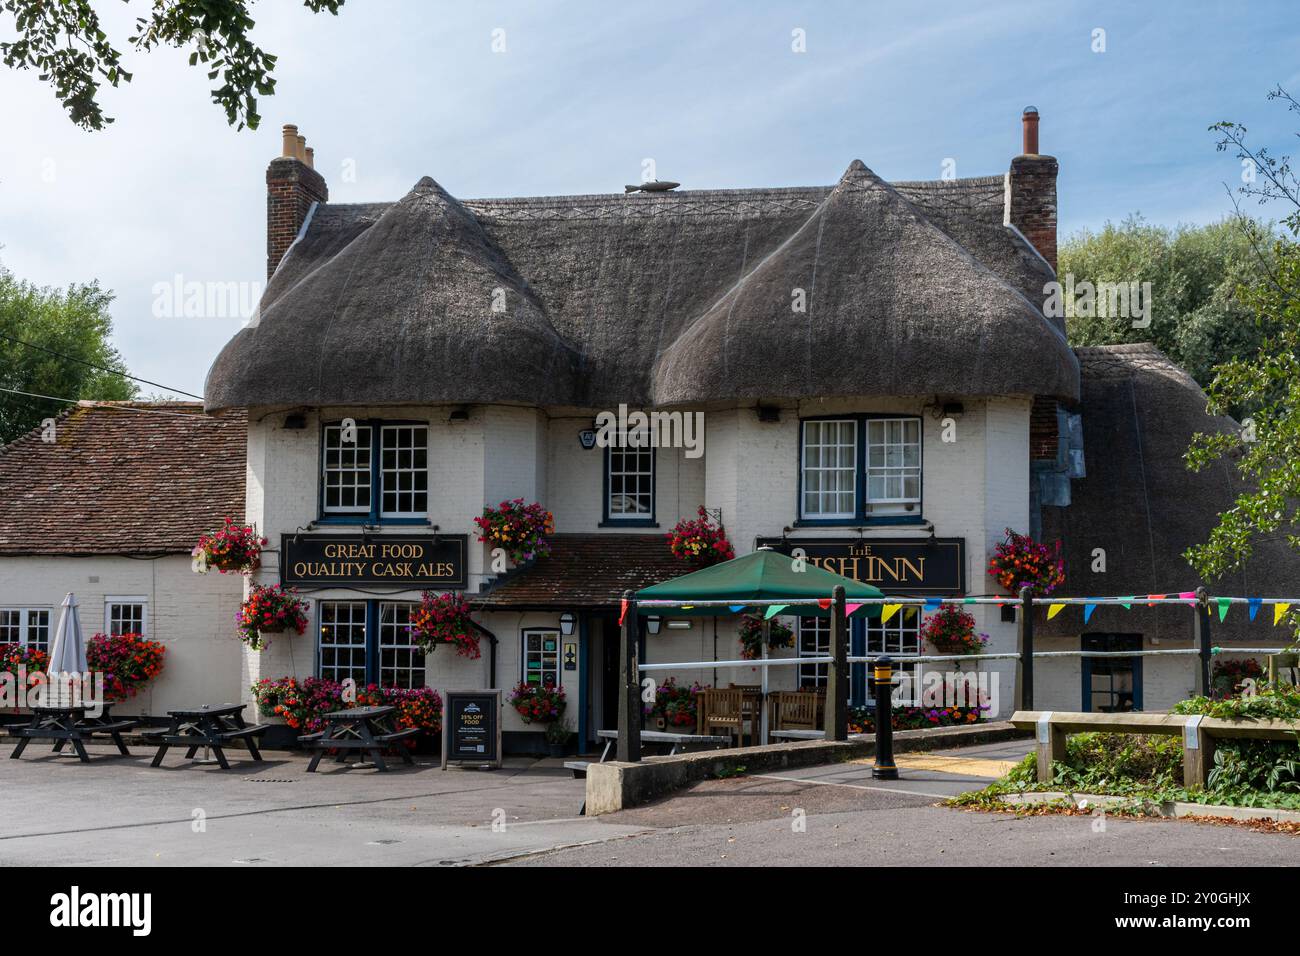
[618,599,628,626]
[763,604,788,620]
[1274,603,1291,626]
[682,605,694,610]
[1083,603,1097,623]
[881,604,902,624]
[845,603,863,617]
[924,598,942,611]
[1120,597,1134,610]
[817,598,832,610]
[1047,603,1065,620]
[728,605,746,614]
[962,598,976,604]
[1146,594,1166,606]
[1249,598,1261,621]
[1178,591,1197,602]
[1217,597,1231,622]
[904,606,917,620]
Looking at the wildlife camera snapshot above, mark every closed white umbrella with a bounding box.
[47,593,87,708]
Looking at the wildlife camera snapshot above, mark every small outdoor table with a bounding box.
[146,703,268,770]
[299,705,418,773]
[7,703,137,762]
[595,729,730,762]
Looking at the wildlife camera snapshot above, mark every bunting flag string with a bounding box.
[924,598,942,612]
[1120,597,1134,610]
[1047,603,1065,620]
[817,598,832,610]
[728,605,746,614]
[845,603,863,617]
[1217,597,1231,622]
[1276,603,1292,626]
[618,599,628,626]
[1249,598,1262,621]
[763,604,788,620]
[1178,591,1198,602]
[881,603,902,624]
[1083,603,1097,623]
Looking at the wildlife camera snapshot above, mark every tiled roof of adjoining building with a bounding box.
[0,402,246,555]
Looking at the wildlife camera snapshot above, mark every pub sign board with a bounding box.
[280,533,467,589]
[441,689,503,769]
[755,537,966,596]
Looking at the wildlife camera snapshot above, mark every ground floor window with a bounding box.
[105,598,147,636]
[867,610,921,705]
[1082,633,1142,712]
[522,628,561,688]
[798,618,831,688]
[318,600,425,689]
[0,608,51,651]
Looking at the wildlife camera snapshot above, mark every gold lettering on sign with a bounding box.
[809,554,925,585]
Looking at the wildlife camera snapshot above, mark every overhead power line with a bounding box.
[0,330,203,400]
[0,386,215,421]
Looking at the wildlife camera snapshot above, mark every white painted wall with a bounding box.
[0,555,243,716]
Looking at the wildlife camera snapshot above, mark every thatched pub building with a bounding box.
[7,110,1291,748]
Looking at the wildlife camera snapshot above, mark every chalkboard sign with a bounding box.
[441,689,502,769]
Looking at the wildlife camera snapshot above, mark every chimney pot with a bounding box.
[1022,106,1040,156]
[295,134,307,162]
[281,124,299,158]
[305,146,315,169]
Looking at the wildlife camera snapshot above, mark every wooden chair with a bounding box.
[698,688,746,746]
[774,691,820,731]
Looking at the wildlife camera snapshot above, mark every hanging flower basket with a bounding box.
[666,506,735,567]
[737,614,794,660]
[86,633,166,701]
[987,528,1065,596]
[509,681,566,724]
[474,498,555,565]
[237,584,309,651]
[920,604,989,657]
[409,591,481,659]
[192,517,266,575]
[644,677,707,729]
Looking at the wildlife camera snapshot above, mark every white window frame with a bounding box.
[797,617,831,688]
[104,597,149,637]
[378,425,430,519]
[867,610,921,705]
[521,628,562,689]
[317,600,368,685]
[865,417,922,514]
[800,419,858,519]
[377,601,425,689]
[321,423,374,515]
[0,607,53,650]
[606,445,655,520]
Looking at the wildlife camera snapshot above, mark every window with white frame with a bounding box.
[318,601,368,685]
[606,446,654,520]
[800,417,922,520]
[105,599,147,636]
[522,629,560,688]
[378,602,425,689]
[380,425,429,517]
[801,420,857,518]
[0,608,51,651]
[797,617,831,688]
[865,418,921,516]
[322,424,373,514]
[867,611,921,704]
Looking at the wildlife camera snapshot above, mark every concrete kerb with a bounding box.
[998,790,1300,825]
[584,720,1025,815]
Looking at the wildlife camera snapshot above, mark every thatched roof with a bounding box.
[1039,344,1300,642]
[206,162,1078,410]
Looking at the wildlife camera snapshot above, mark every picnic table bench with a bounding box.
[1010,709,1300,788]
[299,705,418,773]
[144,703,268,770]
[7,704,137,762]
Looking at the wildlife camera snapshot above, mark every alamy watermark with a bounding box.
[1043,274,1152,328]
[594,404,705,459]
[151,274,263,321]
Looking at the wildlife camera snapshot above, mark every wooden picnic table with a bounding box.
[145,703,268,770]
[594,729,730,762]
[299,705,418,773]
[7,703,138,763]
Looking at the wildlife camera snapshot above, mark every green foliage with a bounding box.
[1172,683,1300,720]
[0,262,136,444]
[1059,215,1273,390]
[0,0,345,130]
[1052,732,1185,792]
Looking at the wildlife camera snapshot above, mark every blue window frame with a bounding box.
[797,415,924,526]
[601,445,657,526]
[317,599,426,688]
[319,419,430,524]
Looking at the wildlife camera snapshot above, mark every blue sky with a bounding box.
[1,0,1298,397]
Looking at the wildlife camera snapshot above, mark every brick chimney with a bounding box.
[266,124,328,279]
[1005,106,1058,272]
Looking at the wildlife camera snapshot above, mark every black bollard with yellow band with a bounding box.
[872,656,899,780]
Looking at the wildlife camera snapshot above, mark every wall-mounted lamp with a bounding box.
[448,406,470,423]
[666,620,692,630]
[283,412,307,430]
[941,401,965,418]
[645,615,662,635]
[559,611,576,636]
[757,405,781,423]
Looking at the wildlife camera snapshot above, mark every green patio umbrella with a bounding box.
[635,546,885,617]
